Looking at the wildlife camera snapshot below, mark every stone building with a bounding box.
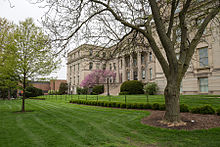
[67,22,220,95]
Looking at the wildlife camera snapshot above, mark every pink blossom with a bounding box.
[80,69,116,87]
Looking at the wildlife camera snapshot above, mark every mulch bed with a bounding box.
[141,110,220,130]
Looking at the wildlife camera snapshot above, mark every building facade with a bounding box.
[67,23,220,95]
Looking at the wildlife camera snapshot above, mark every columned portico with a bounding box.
[122,56,126,82]
[130,54,133,80]
[137,51,142,81]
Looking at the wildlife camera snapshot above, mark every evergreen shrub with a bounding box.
[152,103,160,110]
[92,85,104,95]
[180,104,189,112]
[120,103,126,108]
[119,92,129,95]
[191,105,215,114]
[120,80,144,94]
[216,108,220,116]
[143,103,152,109]
[159,104,166,110]
[77,87,88,95]
[25,86,43,98]
[69,100,217,116]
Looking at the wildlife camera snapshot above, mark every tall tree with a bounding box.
[40,0,219,124]
[59,82,68,95]
[80,70,116,87]
[0,18,18,99]
[81,69,116,96]
[15,18,59,112]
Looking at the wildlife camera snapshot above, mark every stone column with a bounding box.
[130,54,133,80]
[122,56,126,82]
[137,52,142,81]
[116,58,120,83]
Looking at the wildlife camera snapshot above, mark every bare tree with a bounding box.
[39,0,219,124]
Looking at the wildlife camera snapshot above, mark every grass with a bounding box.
[1,99,220,147]
[37,94,220,109]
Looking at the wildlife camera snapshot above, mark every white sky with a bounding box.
[0,0,67,80]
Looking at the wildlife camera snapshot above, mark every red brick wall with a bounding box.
[50,80,67,91]
[31,82,50,93]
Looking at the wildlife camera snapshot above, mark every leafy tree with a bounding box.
[14,18,59,112]
[25,86,43,98]
[144,82,159,95]
[40,0,219,123]
[80,69,116,87]
[59,82,68,95]
[80,69,116,95]
[0,18,18,99]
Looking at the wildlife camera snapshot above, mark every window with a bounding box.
[113,63,116,70]
[109,64,112,70]
[78,51,80,58]
[74,76,75,84]
[149,68,153,80]
[102,64,106,70]
[74,65,75,72]
[78,63,80,71]
[199,78,208,92]
[133,58,137,66]
[142,69,146,79]
[125,57,130,67]
[78,76,80,85]
[70,66,72,75]
[141,54,145,64]
[96,63,100,69]
[133,71,138,80]
[89,62,93,70]
[199,47,208,67]
[110,77,113,83]
[121,60,123,68]
[89,49,93,56]
[149,52,152,62]
[103,52,106,58]
[127,72,130,80]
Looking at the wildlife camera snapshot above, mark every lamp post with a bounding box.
[107,77,110,96]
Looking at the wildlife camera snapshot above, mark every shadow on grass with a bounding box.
[13,110,35,113]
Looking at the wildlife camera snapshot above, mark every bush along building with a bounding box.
[67,20,220,95]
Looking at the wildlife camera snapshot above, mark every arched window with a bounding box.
[89,62,93,70]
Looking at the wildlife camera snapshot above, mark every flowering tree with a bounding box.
[80,70,116,88]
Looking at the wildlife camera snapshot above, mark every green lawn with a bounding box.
[1,99,220,147]
[38,94,220,109]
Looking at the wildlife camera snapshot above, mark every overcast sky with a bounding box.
[0,0,67,80]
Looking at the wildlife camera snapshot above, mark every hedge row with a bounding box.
[70,100,191,112]
[70,100,220,115]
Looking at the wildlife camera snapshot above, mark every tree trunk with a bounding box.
[7,89,11,100]
[163,79,181,123]
[21,76,26,112]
